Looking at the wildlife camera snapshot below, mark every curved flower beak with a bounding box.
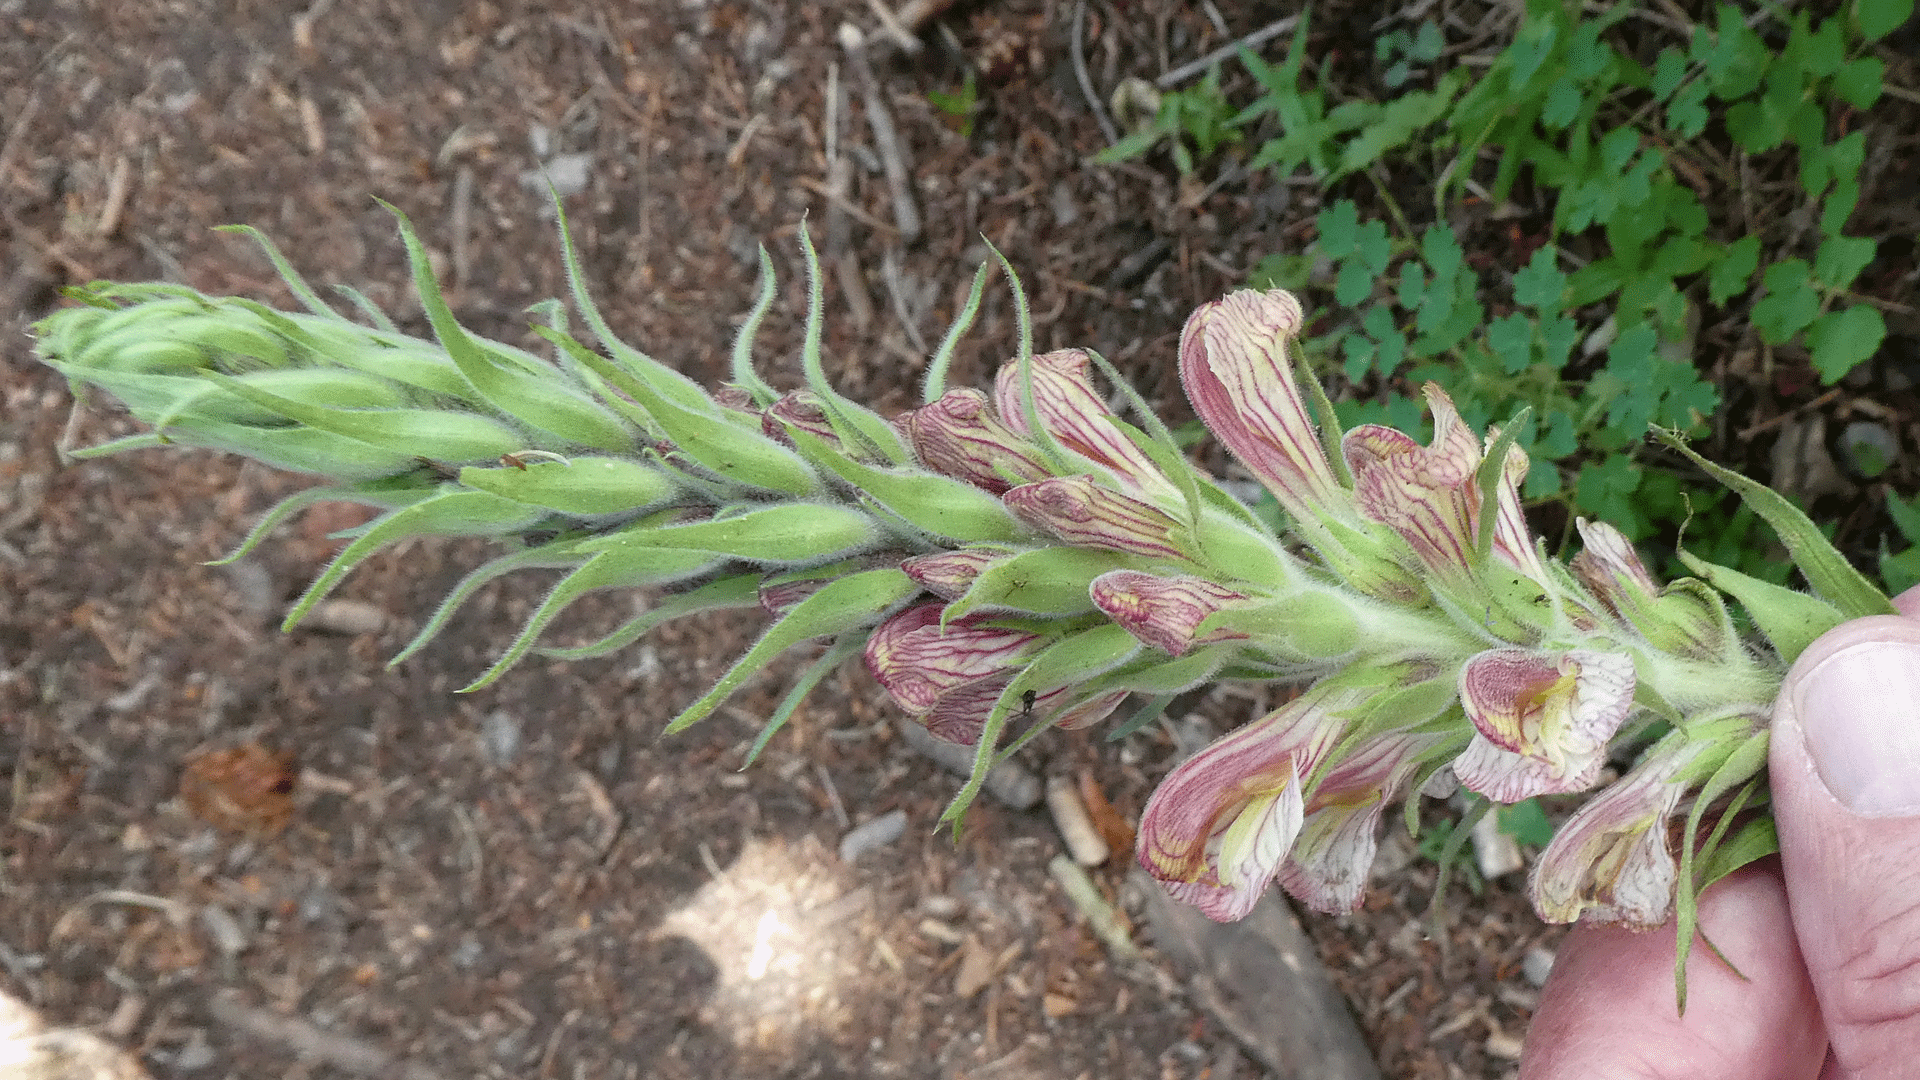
[1571,518,1735,661]
[1090,569,1250,656]
[995,349,1177,500]
[1277,731,1452,913]
[1136,680,1358,921]
[864,603,1044,717]
[1003,476,1190,561]
[1530,735,1701,926]
[895,387,1051,494]
[1452,648,1637,801]
[1179,290,1349,522]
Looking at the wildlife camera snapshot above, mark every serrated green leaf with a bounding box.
[1709,236,1761,304]
[1751,260,1820,344]
[1813,236,1877,290]
[1541,81,1583,129]
[1857,0,1916,42]
[1806,305,1887,384]
[1335,259,1375,306]
[1651,47,1688,99]
[1488,313,1533,373]
[1513,246,1567,309]
[1317,201,1359,258]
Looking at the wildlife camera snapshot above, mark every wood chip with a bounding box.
[1045,775,1109,867]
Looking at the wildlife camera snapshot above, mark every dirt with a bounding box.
[1,2,1913,1079]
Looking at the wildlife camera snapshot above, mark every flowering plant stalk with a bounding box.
[32,208,1898,1001]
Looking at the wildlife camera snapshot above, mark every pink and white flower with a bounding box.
[1090,569,1250,656]
[1451,647,1637,801]
[1136,680,1365,921]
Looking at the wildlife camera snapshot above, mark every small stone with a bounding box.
[524,151,594,198]
[1522,943,1557,987]
[1042,992,1077,1018]
[838,808,907,863]
[1839,421,1899,478]
[299,599,387,636]
[480,710,521,766]
[1471,812,1524,879]
[200,904,248,958]
[174,1030,216,1070]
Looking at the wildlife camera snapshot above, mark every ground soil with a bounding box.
[1,2,1915,1079]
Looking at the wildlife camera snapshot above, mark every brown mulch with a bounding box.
[5,2,1913,1078]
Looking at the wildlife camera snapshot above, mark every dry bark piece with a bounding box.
[178,745,298,837]
[1136,868,1382,1080]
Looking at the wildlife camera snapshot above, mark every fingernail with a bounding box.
[1795,640,1920,816]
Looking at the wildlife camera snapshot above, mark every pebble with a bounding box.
[480,709,521,766]
[174,1030,216,1070]
[1839,420,1899,478]
[838,808,907,863]
[298,599,388,636]
[199,904,248,958]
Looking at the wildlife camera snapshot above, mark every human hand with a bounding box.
[1520,586,1920,1080]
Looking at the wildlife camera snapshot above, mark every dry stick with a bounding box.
[823,61,877,332]
[1155,14,1301,89]
[1072,0,1119,146]
[449,164,474,287]
[208,991,449,1080]
[838,23,921,244]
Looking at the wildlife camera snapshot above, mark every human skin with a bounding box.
[1521,587,1920,1080]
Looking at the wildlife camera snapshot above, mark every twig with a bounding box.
[450,164,474,287]
[208,991,449,1080]
[1739,387,1845,441]
[1072,0,1118,145]
[881,246,930,354]
[838,23,921,244]
[797,175,901,237]
[1156,15,1300,89]
[863,0,921,54]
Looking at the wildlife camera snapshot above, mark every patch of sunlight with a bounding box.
[655,835,873,1055]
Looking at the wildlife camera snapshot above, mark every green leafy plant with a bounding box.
[1175,0,1910,585]
[927,70,980,139]
[1095,65,1241,175]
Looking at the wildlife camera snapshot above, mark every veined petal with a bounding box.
[1342,383,1482,580]
[1453,648,1636,801]
[1277,732,1452,914]
[1178,290,1347,521]
[1485,428,1550,583]
[1137,681,1357,922]
[901,548,1006,601]
[896,387,1051,494]
[1530,736,1698,926]
[994,349,1177,499]
[763,390,841,449]
[1090,569,1250,656]
[1003,476,1190,560]
[863,603,1043,715]
[1571,518,1733,660]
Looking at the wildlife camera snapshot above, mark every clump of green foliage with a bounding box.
[1100,0,1912,586]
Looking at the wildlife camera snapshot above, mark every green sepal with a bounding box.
[729,247,782,407]
[277,317,476,399]
[389,541,592,666]
[1106,693,1180,742]
[1674,728,1773,1012]
[208,480,436,567]
[663,568,919,734]
[458,457,678,516]
[576,502,878,564]
[742,637,865,766]
[1677,549,1844,664]
[1202,589,1360,660]
[539,574,766,660]
[385,204,636,453]
[283,489,546,630]
[924,260,992,403]
[1189,511,1295,588]
[780,427,1026,543]
[552,338,821,496]
[1473,407,1530,562]
[215,224,344,320]
[941,623,1143,829]
[1081,642,1241,701]
[1657,428,1894,617]
[551,194,718,415]
[460,545,722,691]
[793,223,911,464]
[204,371,528,464]
[945,546,1147,619]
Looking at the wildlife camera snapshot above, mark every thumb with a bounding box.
[1770,588,1920,1078]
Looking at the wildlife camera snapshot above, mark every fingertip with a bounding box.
[1522,867,1824,1080]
